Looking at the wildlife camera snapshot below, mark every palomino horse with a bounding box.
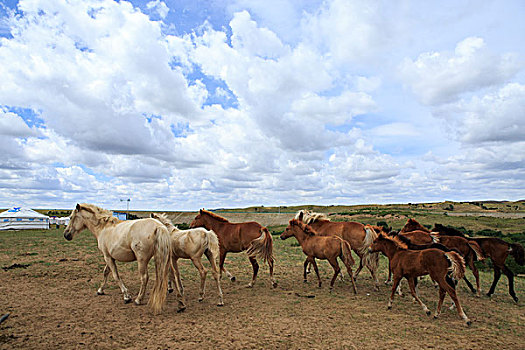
[433,223,524,302]
[151,213,224,307]
[295,210,380,290]
[63,204,175,314]
[190,209,276,288]
[369,233,471,326]
[281,218,357,293]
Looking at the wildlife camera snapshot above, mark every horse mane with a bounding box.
[151,213,179,232]
[379,232,408,250]
[290,218,317,236]
[396,234,413,247]
[295,210,330,224]
[79,203,119,225]
[433,223,467,238]
[200,209,230,223]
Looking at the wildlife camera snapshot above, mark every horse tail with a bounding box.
[339,238,355,267]
[246,227,274,264]
[467,240,485,262]
[359,225,378,271]
[205,229,221,273]
[510,243,525,266]
[445,251,466,281]
[148,225,172,314]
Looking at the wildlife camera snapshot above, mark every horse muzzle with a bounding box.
[64,231,73,241]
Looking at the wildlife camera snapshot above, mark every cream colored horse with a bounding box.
[151,213,224,306]
[63,203,181,314]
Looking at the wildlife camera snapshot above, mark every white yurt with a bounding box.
[0,207,50,230]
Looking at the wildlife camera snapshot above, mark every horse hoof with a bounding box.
[217,302,224,307]
[230,276,236,282]
[245,284,253,289]
[124,298,132,304]
[513,297,519,303]
[466,320,472,327]
[486,292,492,298]
[97,290,104,295]
[426,310,431,316]
[272,282,278,288]
[168,288,174,294]
[177,306,186,313]
[134,300,141,306]
[387,306,392,310]
[198,298,204,302]
[303,280,308,283]
[433,315,438,319]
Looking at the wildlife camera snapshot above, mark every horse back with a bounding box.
[310,221,365,249]
[215,221,264,252]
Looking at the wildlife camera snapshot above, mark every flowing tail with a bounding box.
[445,251,466,280]
[204,229,221,274]
[361,226,379,272]
[510,243,524,266]
[246,227,274,264]
[340,239,355,267]
[467,241,485,262]
[147,225,172,314]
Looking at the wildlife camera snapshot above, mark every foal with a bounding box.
[151,213,224,307]
[370,233,471,326]
[281,219,357,293]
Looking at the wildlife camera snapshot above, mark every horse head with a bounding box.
[189,209,205,229]
[63,203,89,241]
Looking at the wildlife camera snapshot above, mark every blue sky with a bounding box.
[0,0,524,211]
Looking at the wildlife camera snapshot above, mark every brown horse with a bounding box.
[190,209,276,288]
[398,219,484,295]
[369,233,471,326]
[295,210,380,290]
[281,218,357,293]
[433,223,524,302]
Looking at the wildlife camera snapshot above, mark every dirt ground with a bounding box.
[0,228,524,349]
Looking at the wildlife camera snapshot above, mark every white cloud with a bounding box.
[400,37,522,105]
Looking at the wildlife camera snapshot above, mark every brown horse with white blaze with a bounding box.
[369,233,471,326]
[281,218,357,293]
[190,209,276,288]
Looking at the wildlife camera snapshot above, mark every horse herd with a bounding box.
[63,204,524,326]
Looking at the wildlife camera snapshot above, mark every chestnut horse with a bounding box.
[295,210,380,290]
[369,233,471,326]
[190,209,276,288]
[63,203,174,314]
[397,219,485,295]
[281,218,357,293]
[151,213,224,307]
[433,223,524,302]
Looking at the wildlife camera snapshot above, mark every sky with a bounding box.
[0,0,524,211]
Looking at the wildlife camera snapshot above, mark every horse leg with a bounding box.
[468,257,481,297]
[104,256,132,303]
[341,255,357,294]
[353,255,364,280]
[311,258,321,288]
[134,259,149,305]
[502,265,518,303]
[434,287,447,319]
[486,265,502,298]
[220,249,235,282]
[385,260,392,284]
[171,259,186,312]
[168,260,176,293]
[462,275,476,294]
[97,264,110,295]
[327,257,340,292]
[268,257,277,288]
[388,276,402,310]
[443,280,471,326]
[247,256,259,288]
[366,261,380,291]
[191,257,207,301]
[303,258,309,283]
[408,277,430,315]
[204,249,224,306]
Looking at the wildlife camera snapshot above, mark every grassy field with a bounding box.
[0,210,524,349]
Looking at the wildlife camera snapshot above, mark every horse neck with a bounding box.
[202,214,226,232]
[80,214,107,239]
[380,240,401,259]
[291,228,309,246]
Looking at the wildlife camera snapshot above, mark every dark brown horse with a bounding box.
[433,223,524,302]
[190,209,276,288]
[369,233,471,326]
[295,210,380,290]
[281,219,357,293]
[401,218,430,233]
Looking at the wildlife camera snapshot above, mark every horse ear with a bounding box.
[200,209,203,214]
[298,211,304,221]
[76,203,81,211]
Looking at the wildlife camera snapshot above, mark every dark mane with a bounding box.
[379,233,408,250]
[201,210,230,223]
[396,234,413,246]
[433,224,467,237]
